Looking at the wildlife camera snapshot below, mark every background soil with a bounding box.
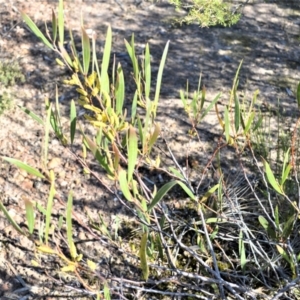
[0,0,300,298]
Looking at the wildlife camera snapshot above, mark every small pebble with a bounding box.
[48,157,61,169]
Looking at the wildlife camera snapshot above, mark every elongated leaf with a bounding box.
[297,81,300,109]
[168,167,185,180]
[124,35,139,81]
[44,99,52,165]
[148,123,160,153]
[176,181,196,200]
[139,232,149,280]
[282,214,295,240]
[118,168,133,202]
[24,198,35,235]
[116,64,125,115]
[18,106,44,125]
[244,111,255,135]
[131,91,138,123]
[58,42,73,68]
[200,93,220,121]
[144,43,151,100]
[104,283,111,300]
[127,126,138,182]
[101,26,112,94]
[258,215,269,231]
[66,190,77,259]
[45,171,55,245]
[82,27,90,75]
[253,114,263,132]
[224,106,230,143]
[275,205,280,230]
[83,135,114,176]
[0,200,25,235]
[148,181,178,211]
[37,244,57,254]
[200,184,219,203]
[277,245,291,264]
[153,41,169,116]
[262,158,284,195]
[230,60,243,107]
[70,100,77,145]
[234,92,240,132]
[281,149,291,186]
[58,0,64,45]
[2,157,45,178]
[215,103,225,130]
[21,12,54,50]
[239,230,246,271]
[51,9,57,43]
[281,163,292,187]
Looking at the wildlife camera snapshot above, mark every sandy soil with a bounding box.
[0,0,300,298]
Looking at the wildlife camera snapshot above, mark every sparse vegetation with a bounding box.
[168,0,242,27]
[1,0,300,299]
[0,59,25,115]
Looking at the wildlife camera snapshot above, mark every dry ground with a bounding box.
[0,0,300,299]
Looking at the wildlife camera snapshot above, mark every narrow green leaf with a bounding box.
[51,9,57,43]
[234,92,240,132]
[156,234,164,261]
[24,198,35,235]
[277,245,291,264]
[200,183,219,203]
[139,232,149,280]
[153,41,169,116]
[2,157,45,178]
[297,81,300,109]
[200,93,221,121]
[282,214,295,240]
[144,43,151,100]
[18,106,44,125]
[253,114,263,132]
[104,284,111,300]
[124,35,139,81]
[115,64,125,115]
[281,149,291,186]
[239,230,246,271]
[101,26,112,94]
[148,123,160,153]
[44,99,52,164]
[230,60,243,107]
[0,200,25,235]
[127,126,138,182]
[137,115,144,146]
[168,167,185,180]
[118,168,133,202]
[131,91,138,122]
[58,0,64,45]
[281,163,292,188]
[258,215,269,231]
[224,106,230,143]
[36,202,47,215]
[275,205,280,230]
[66,190,77,259]
[262,158,284,195]
[70,100,77,145]
[45,172,55,245]
[176,181,196,200]
[58,42,73,68]
[244,111,255,135]
[21,12,54,50]
[82,27,91,75]
[148,181,178,211]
